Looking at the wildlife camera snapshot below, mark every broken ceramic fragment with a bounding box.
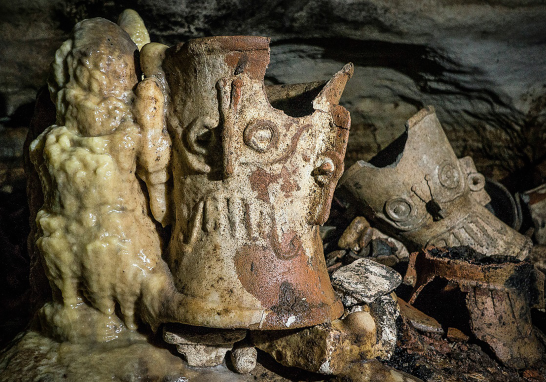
[339,106,532,260]
[398,298,444,336]
[405,246,544,369]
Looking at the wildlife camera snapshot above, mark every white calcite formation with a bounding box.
[29,15,174,342]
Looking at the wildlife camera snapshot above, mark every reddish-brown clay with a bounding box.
[405,247,544,369]
[159,36,353,329]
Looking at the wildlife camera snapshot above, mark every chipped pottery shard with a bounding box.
[230,343,258,374]
[252,310,378,375]
[331,258,402,305]
[398,298,444,335]
[339,106,532,260]
[161,36,353,329]
[338,216,371,252]
[333,359,424,382]
[406,247,544,369]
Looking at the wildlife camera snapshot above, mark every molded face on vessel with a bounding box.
[162,36,352,329]
[339,107,531,260]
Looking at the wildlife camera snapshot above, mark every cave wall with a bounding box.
[1,0,546,187]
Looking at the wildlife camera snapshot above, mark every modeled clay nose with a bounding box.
[313,157,335,186]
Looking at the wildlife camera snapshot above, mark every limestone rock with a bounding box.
[230,343,258,374]
[253,292,400,375]
[175,344,229,367]
[252,310,378,375]
[0,330,196,382]
[117,9,150,50]
[331,258,402,305]
[366,294,399,360]
[338,216,371,252]
[163,325,246,367]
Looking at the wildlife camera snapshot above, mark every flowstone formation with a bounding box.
[29,16,174,341]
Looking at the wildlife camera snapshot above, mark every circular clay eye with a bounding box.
[468,172,485,191]
[385,197,413,222]
[438,162,460,189]
[243,120,278,152]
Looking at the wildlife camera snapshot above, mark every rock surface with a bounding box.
[252,311,378,375]
[230,344,258,374]
[2,1,546,179]
[331,258,402,305]
[163,325,247,367]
